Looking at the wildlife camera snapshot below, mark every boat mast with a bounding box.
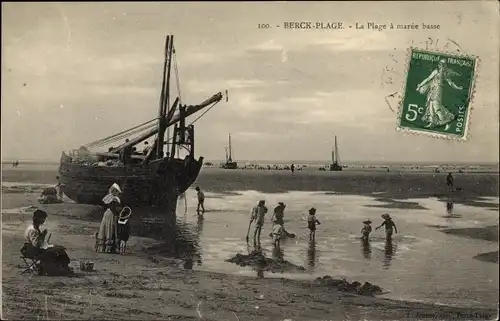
[228,133,233,162]
[225,147,229,163]
[156,35,174,160]
[331,133,335,164]
[334,135,340,164]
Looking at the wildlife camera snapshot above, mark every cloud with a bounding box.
[1,2,498,162]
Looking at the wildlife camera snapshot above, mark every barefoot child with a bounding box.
[361,219,372,241]
[307,207,320,240]
[272,223,284,248]
[375,213,398,240]
[195,186,205,215]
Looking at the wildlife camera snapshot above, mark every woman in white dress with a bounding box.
[95,183,122,253]
[416,59,463,130]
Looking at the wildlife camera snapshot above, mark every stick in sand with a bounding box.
[245,220,253,242]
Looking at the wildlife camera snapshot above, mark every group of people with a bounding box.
[95,183,132,255]
[246,200,323,248]
[22,182,133,276]
[361,214,398,242]
[246,200,398,247]
[37,176,64,204]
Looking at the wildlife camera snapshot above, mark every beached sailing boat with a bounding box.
[222,133,237,169]
[329,135,343,171]
[58,35,224,217]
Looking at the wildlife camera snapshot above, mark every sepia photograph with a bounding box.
[1,1,498,320]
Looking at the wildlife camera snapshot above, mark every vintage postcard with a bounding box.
[1,2,498,321]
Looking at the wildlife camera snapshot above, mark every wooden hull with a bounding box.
[329,163,343,171]
[222,162,238,169]
[58,156,203,211]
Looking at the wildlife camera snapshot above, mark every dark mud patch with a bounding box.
[442,214,462,219]
[226,249,306,274]
[426,224,450,229]
[314,275,383,296]
[473,251,499,264]
[440,225,498,242]
[365,198,428,210]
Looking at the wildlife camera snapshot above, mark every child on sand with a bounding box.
[307,208,320,240]
[375,213,398,240]
[361,219,372,241]
[272,223,284,248]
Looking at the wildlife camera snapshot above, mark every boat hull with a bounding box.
[329,163,343,171]
[58,156,203,211]
[222,162,238,169]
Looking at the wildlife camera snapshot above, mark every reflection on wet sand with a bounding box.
[272,245,284,262]
[141,214,203,269]
[444,199,462,221]
[308,238,317,268]
[247,244,266,278]
[361,239,372,260]
[383,239,397,269]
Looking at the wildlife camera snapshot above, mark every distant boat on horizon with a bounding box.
[329,134,343,172]
[221,133,237,169]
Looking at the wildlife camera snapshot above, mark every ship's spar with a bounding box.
[58,35,224,211]
[83,35,223,162]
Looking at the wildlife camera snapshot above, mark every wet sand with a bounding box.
[441,225,498,243]
[440,225,499,264]
[2,201,498,321]
[2,168,499,320]
[2,166,499,198]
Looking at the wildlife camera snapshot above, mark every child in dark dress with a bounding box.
[117,207,132,255]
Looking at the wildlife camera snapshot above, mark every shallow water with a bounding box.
[172,189,499,309]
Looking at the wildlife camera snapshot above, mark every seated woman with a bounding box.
[38,187,62,204]
[23,209,72,276]
[95,183,122,253]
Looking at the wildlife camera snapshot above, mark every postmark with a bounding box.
[396,48,478,140]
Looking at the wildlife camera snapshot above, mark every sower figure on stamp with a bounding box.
[416,59,463,131]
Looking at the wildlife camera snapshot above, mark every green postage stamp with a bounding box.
[397,48,478,140]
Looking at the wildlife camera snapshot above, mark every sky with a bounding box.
[2,1,499,163]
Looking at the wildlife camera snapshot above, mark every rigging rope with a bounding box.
[91,122,158,149]
[85,118,159,148]
[173,49,182,105]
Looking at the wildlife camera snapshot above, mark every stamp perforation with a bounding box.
[395,46,480,141]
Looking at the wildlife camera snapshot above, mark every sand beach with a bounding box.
[1,166,498,320]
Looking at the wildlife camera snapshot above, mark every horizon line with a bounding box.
[1,159,499,166]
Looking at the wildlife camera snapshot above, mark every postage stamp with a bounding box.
[397,48,478,140]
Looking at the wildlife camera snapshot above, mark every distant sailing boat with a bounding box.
[222,133,237,169]
[329,135,342,171]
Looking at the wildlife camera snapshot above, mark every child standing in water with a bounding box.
[361,219,372,241]
[375,213,398,240]
[307,207,321,240]
[272,223,284,248]
[195,186,205,215]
